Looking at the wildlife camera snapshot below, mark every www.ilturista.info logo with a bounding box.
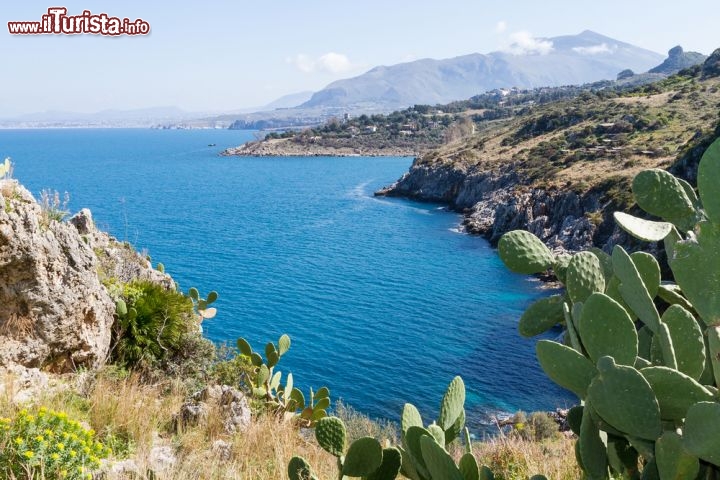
[8,7,150,36]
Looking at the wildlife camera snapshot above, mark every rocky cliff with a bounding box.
[377,161,608,253]
[0,179,170,374]
[377,59,720,254]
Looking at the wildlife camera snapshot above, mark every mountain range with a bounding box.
[4,31,705,129]
[299,30,663,110]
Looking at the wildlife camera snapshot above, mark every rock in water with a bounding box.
[0,180,115,372]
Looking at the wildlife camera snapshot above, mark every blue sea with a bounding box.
[1,128,575,432]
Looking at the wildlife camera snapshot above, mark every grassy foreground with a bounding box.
[1,370,578,479]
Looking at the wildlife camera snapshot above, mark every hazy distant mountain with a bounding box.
[262,91,315,110]
[649,46,707,74]
[300,31,664,109]
[3,106,191,123]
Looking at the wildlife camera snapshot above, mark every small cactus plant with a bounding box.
[188,287,218,321]
[238,334,330,424]
[497,137,720,478]
[287,377,518,480]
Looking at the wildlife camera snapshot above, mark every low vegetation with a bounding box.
[417,66,720,212]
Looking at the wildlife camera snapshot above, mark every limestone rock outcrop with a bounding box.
[0,180,115,371]
[0,179,172,372]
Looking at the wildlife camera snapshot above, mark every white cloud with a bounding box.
[286,52,356,74]
[502,31,554,55]
[495,21,507,34]
[572,43,616,55]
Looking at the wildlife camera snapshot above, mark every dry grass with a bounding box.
[474,434,579,480]
[0,371,580,479]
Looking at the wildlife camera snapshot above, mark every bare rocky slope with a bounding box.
[377,51,720,254]
[0,179,171,375]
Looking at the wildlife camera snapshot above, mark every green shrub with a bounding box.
[0,407,111,479]
[112,280,195,368]
[527,412,560,442]
[210,344,254,388]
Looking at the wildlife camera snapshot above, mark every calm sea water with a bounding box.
[1,128,575,432]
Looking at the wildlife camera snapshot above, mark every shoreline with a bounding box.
[220,137,419,158]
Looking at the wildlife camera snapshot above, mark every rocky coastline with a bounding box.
[221,138,417,157]
[376,159,640,255]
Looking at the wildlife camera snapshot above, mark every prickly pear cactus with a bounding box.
[632,168,698,231]
[497,230,555,274]
[342,437,383,477]
[497,137,720,478]
[315,416,346,457]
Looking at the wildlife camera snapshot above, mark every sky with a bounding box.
[1,1,717,116]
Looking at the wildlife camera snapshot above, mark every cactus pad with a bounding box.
[366,447,402,480]
[257,364,270,386]
[498,230,554,274]
[419,435,464,480]
[552,253,571,283]
[438,376,465,430]
[536,340,597,398]
[401,403,423,433]
[588,357,662,440]
[342,437,383,476]
[630,251,661,299]
[315,386,330,400]
[698,137,720,224]
[314,416,346,457]
[655,431,700,480]
[657,283,694,312]
[288,456,313,480]
[579,292,638,366]
[612,246,661,333]
[708,326,720,387]
[566,251,606,304]
[632,168,697,231]
[459,452,480,480]
[668,222,720,328]
[590,247,614,283]
[427,423,446,446]
[518,294,564,337]
[640,366,714,420]
[237,337,252,356]
[579,400,608,480]
[683,401,720,465]
[278,334,291,356]
[614,211,673,242]
[567,406,583,436]
[606,435,639,476]
[662,305,706,380]
[444,408,465,446]
[404,426,432,471]
[479,465,495,480]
